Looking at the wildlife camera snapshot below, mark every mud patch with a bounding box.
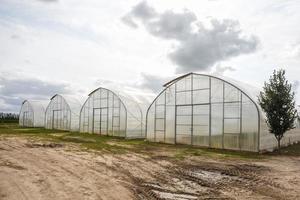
[131,161,289,200]
[25,143,64,148]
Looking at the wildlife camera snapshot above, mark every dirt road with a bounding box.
[0,137,300,200]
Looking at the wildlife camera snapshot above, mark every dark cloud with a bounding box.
[130,1,157,21]
[139,73,170,92]
[0,77,71,96]
[121,15,138,28]
[123,1,259,73]
[0,76,71,112]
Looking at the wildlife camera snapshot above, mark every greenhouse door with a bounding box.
[176,105,192,144]
[23,111,28,126]
[93,108,108,135]
[176,104,210,145]
[192,104,210,147]
[52,110,61,129]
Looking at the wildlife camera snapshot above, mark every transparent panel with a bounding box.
[224,133,239,150]
[147,105,155,141]
[176,105,192,144]
[224,83,240,102]
[193,89,209,104]
[193,104,209,146]
[193,75,209,90]
[155,131,165,142]
[166,85,175,106]
[165,105,175,143]
[224,118,240,149]
[155,105,165,119]
[211,103,223,148]
[241,94,258,151]
[211,78,223,103]
[176,76,192,92]
[19,101,34,127]
[155,119,165,131]
[176,91,192,105]
[224,118,240,134]
[156,92,165,105]
[224,102,240,118]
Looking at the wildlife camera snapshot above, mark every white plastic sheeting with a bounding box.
[80,87,147,138]
[19,100,47,127]
[45,94,82,131]
[146,73,300,152]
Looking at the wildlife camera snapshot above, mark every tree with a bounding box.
[258,69,298,150]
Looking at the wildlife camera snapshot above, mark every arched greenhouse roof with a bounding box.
[21,100,48,113]
[87,87,149,119]
[159,72,262,114]
[49,94,82,114]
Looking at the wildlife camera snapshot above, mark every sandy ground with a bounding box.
[0,137,300,200]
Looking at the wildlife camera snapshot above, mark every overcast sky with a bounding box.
[0,0,300,113]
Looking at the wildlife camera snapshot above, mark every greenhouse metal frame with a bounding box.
[19,100,47,127]
[45,94,82,131]
[146,73,300,152]
[79,87,145,138]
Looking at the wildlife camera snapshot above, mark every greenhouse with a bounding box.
[79,87,145,138]
[19,100,47,127]
[146,73,300,152]
[45,94,82,131]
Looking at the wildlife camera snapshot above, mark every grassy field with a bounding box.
[1,123,300,159]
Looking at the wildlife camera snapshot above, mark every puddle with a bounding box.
[153,191,198,200]
[190,170,225,182]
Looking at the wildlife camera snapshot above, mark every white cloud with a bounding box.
[123,1,259,73]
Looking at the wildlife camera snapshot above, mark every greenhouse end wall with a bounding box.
[45,94,81,131]
[79,87,145,138]
[146,73,260,152]
[19,100,46,127]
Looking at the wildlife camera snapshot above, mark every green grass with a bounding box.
[266,142,300,156]
[1,123,299,159]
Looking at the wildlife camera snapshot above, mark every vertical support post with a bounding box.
[222,82,225,149]
[52,110,55,129]
[92,94,95,133]
[68,109,71,131]
[164,92,167,143]
[174,83,177,144]
[257,110,260,152]
[191,74,194,145]
[112,94,114,136]
[140,107,143,138]
[120,100,122,137]
[106,91,109,135]
[88,98,91,133]
[239,92,243,150]
[154,101,157,142]
[209,77,212,147]
[92,108,95,134]
[79,106,82,132]
[31,109,34,127]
